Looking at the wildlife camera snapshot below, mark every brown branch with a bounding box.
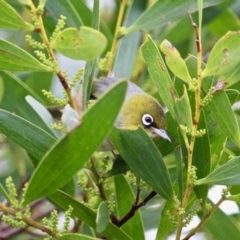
[111,190,157,227]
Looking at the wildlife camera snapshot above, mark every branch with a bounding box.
[182,187,231,240]
[0,202,54,237]
[29,1,76,109]
[111,190,157,227]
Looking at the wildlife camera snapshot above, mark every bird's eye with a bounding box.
[142,114,154,127]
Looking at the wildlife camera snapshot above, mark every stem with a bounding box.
[182,186,231,240]
[175,10,203,240]
[29,1,76,109]
[90,158,107,201]
[0,202,53,236]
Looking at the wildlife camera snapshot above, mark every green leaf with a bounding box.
[23,80,127,204]
[159,39,192,83]
[173,86,192,129]
[203,31,240,77]
[141,36,177,118]
[207,90,240,147]
[51,26,107,60]
[196,157,240,186]
[70,0,113,47]
[110,127,175,204]
[0,39,52,72]
[0,109,56,161]
[0,71,55,135]
[96,202,109,233]
[0,0,34,30]
[49,191,132,240]
[114,174,144,240]
[125,0,222,35]
[60,234,99,240]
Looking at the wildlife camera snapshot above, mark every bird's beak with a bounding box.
[152,128,171,142]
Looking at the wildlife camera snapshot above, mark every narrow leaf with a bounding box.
[207,90,240,147]
[96,202,109,233]
[160,39,192,83]
[125,0,222,35]
[0,39,52,72]
[173,86,192,129]
[110,127,175,204]
[0,109,56,161]
[141,36,177,117]
[196,157,240,186]
[203,31,240,77]
[51,27,107,60]
[0,0,34,30]
[23,81,127,204]
[49,191,132,240]
[114,175,144,240]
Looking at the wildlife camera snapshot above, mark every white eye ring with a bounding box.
[142,114,154,126]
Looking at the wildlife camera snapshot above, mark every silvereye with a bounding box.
[92,77,170,151]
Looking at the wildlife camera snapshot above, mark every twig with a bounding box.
[0,202,53,236]
[111,190,157,227]
[182,186,231,240]
[29,1,76,109]
[175,12,203,240]
[90,158,107,201]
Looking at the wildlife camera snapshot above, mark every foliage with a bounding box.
[1,0,240,239]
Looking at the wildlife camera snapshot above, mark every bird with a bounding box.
[91,77,170,151]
